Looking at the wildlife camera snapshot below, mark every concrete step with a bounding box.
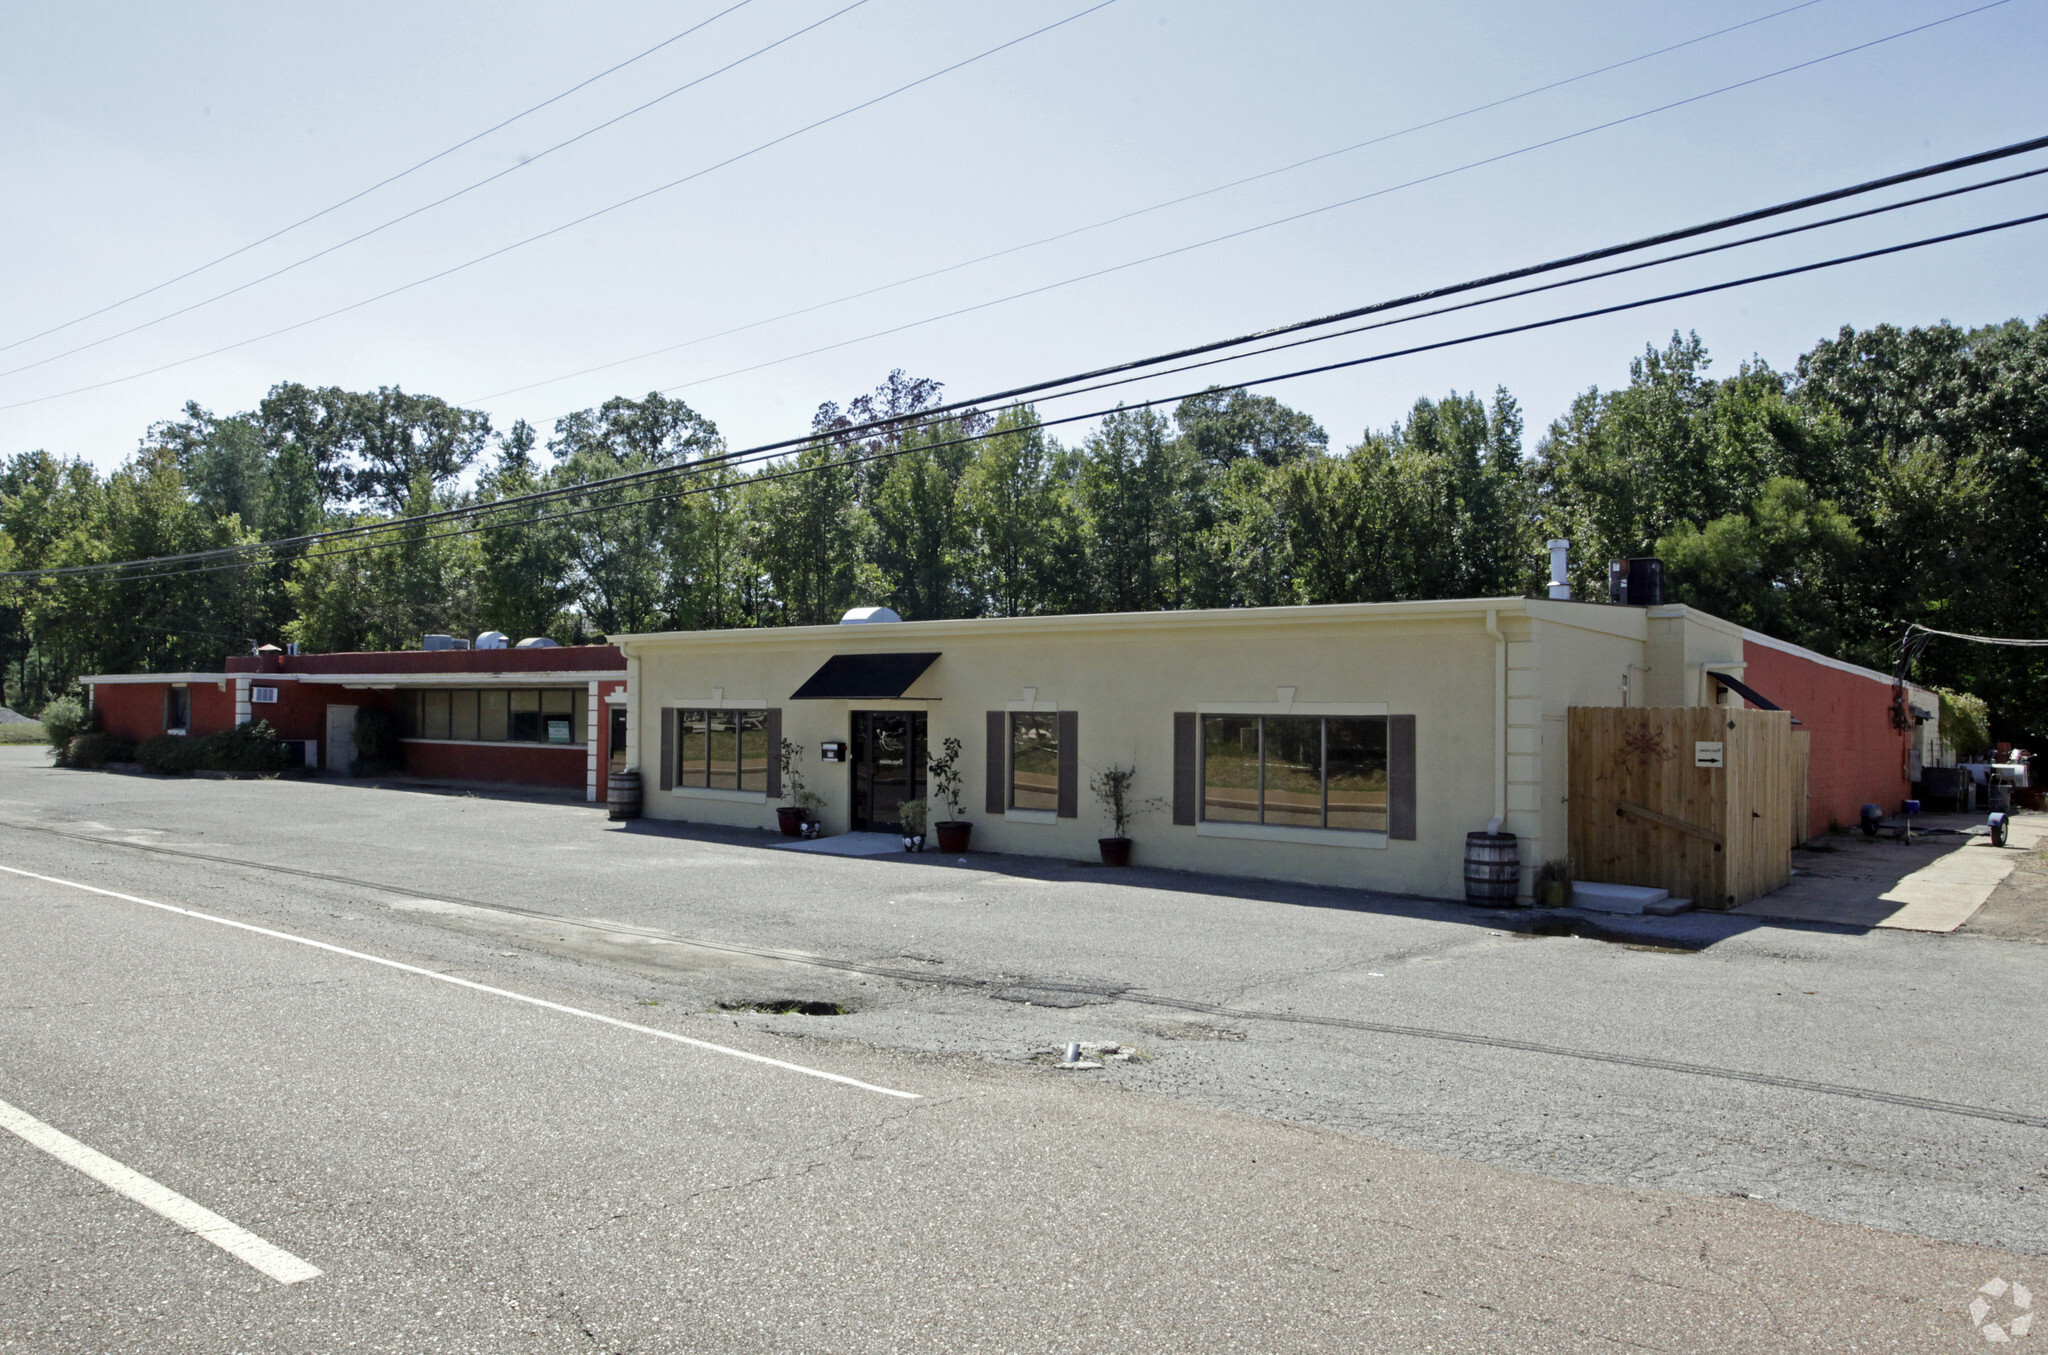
[1573,881,1692,916]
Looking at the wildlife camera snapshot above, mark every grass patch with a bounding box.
[0,723,47,745]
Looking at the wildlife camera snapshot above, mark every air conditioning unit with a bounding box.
[250,685,279,704]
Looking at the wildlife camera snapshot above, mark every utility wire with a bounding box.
[0,1,1122,414]
[0,0,872,383]
[1906,623,2048,647]
[0,0,759,358]
[646,0,2020,401]
[18,204,2048,586]
[475,0,1837,402]
[11,137,2048,583]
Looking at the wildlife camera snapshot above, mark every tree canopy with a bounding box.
[6,315,2046,743]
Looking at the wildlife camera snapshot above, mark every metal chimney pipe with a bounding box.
[1546,539,1571,600]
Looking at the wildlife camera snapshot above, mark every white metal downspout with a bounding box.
[1485,609,1506,829]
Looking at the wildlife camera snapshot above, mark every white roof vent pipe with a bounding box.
[475,631,508,650]
[840,606,903,624]
[1546,540,1572,601]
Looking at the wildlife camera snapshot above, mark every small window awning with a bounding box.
[790,652,941,700]
[1711,672,1783,711]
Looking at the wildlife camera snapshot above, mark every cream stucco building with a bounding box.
[615,597,1769,901]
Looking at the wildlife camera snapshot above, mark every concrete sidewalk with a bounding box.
[1734,811,2047,932]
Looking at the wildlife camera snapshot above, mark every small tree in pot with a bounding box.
[776,739,824,836]
[927,736,971,852]
[1091,763,1165,866]
[897,796,928,852]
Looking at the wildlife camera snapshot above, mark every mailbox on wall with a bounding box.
[820,741,848,763]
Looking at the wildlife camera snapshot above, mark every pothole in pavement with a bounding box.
[717,999,850,1016]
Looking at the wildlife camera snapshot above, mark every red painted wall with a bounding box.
[400,739,587,790]
[90,671,619,798]
[1741,638,1911,838]
[90,680,237,741]
[227,644,622,677]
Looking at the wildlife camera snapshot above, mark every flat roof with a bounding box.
[612,596,1693,649]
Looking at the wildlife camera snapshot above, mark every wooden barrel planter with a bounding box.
[606,769,642,821]
[1463,831,1520,906]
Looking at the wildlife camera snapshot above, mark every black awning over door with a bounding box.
[790,652,941,700]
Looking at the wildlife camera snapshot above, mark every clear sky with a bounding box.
[4,0,2045,473]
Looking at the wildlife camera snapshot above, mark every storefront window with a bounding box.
[399,688,585,745]
[1200,716,1260,823]
[1010,713,1059,811]
[675,708,769,791]
[1200,714,1388,832]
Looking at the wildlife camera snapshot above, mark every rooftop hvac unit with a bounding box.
[422,634,470,651]
[475,631,508,650]
[514,636,559,648]
[1606,557,1665,606]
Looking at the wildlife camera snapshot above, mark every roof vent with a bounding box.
[840,606,902,625]
[475,631,509,650]
[514,636,559,649]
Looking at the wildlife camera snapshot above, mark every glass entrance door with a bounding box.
[851,711,927,832]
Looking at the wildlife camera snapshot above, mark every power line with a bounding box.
[642,0,2020,400]
[0,0,759,358]
[11,135,2047,582]
[0,0,873,384]
[1906,623,2048,648]
[0,1,1123,414]
[18,202,2048,587]
[18,133,2046,584]
[474,0,1837,402]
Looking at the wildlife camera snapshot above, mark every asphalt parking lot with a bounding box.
[4,749,2045,1351]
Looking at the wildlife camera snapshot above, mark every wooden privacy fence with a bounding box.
[1568,706,1808,910]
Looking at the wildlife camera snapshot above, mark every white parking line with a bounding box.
[0,864,920,1100]
[0,1095,321,1285]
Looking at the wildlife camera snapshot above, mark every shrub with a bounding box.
[200,720,290,773]
[137,735,203,775]
[40,695,91,758]
[349,707,402,777]
[64,732,136,769]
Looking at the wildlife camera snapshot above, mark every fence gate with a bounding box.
[1567,706,1805,910]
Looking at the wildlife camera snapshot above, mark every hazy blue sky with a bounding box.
[4,0,2044,472]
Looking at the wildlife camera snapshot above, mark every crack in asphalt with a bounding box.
[6,817,2047,1133]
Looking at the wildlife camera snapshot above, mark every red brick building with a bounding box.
[1738,629,1936,838]
[83,644,629,802]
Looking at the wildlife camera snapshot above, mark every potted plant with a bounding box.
[927,736,972,852]
[898,796,928,852]
[776,739,822,836]
[1091,763,1165,866]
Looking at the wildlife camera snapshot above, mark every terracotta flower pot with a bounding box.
[776,806,808,837]
[1098,837,1133,867]
[934,821,972,853]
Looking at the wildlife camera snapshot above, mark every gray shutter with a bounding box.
[659,707,675,792]
[1056,710,1078,818]
[1388,714,1416,840]
[1172,713,1197,826]
[765,708,782,798]
[985,710,1005,815]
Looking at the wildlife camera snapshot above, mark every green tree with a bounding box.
[1658,478,1862,652]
